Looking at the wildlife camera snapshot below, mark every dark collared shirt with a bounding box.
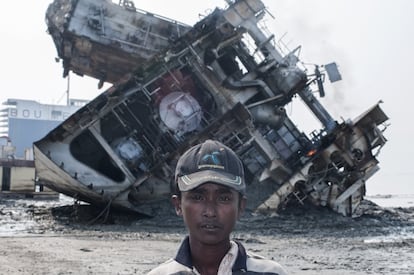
[147,236,288,274]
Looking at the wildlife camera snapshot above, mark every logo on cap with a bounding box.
[198,151,225,170]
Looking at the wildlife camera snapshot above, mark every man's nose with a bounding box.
[202,200,217,217]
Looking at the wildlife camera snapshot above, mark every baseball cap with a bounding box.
[175,139,246,195]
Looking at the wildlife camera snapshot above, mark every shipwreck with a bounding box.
[35,0,388,216]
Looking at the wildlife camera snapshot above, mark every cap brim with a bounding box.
[177,170,245,194]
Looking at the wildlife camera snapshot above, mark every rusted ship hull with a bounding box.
[36,0,388,216]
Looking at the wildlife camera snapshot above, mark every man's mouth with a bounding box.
[201,223,221,230]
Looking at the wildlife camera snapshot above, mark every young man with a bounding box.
[148,139,288,275]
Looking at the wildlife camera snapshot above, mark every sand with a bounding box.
[0,197,413,274]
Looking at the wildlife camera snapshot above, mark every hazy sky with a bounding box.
[1,0,413,195]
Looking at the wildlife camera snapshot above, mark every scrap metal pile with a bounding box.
[35,0,388,216]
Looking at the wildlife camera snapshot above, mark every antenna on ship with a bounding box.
[66,72,70,106]
[56,72,71,106]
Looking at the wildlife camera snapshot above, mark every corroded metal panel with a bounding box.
[46,0,190,84]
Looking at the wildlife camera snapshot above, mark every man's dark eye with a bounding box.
[218,195,232,202]
[190,194,203,201]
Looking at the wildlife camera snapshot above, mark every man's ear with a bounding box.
[171,195,182,216]
[237,196,247,220]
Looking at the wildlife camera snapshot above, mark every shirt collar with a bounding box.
[175,236,193,268]
[232,240,247,271]
[217,241,238,274]
[174,236,248,272]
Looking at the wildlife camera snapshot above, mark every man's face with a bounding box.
[172,182,246,246]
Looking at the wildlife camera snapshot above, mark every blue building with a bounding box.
[0,99,88,158]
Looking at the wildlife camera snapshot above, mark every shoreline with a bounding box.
[0,197,413,274]
[366,194,414,208]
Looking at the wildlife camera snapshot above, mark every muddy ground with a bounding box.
[0,197,413,274]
